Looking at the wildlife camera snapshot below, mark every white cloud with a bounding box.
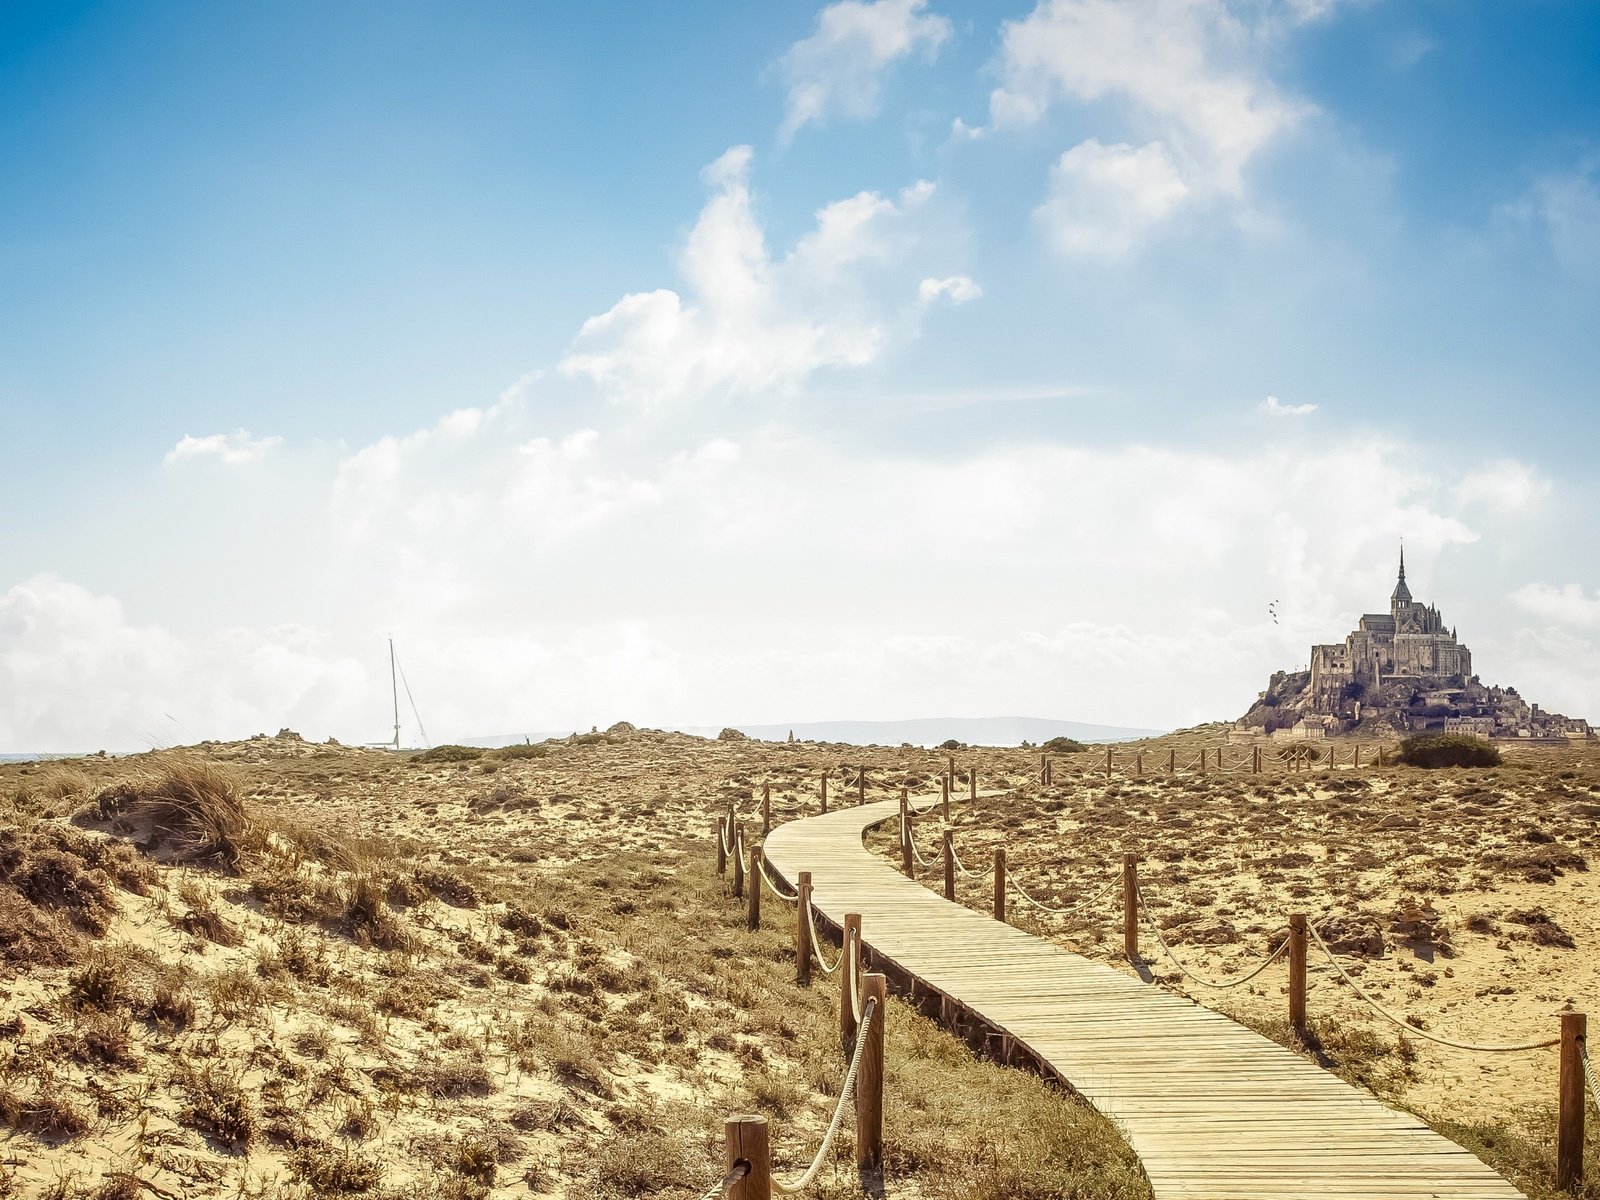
[990,0,1318,249]
[918,275,982,303]
[163,430,283,467]
[1259,394,1316,417]
[1510,582,1600,629]
[778,0,952,140]
[1534,163,1600,279]
[1454,460,1551,512]
[558,148,942,410]
[1035,139,1190,256]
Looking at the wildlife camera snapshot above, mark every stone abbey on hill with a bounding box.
[1238,551,1592,741]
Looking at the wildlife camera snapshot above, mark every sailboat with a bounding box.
[368,638,429,751]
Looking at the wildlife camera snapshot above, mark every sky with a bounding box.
[2,0,1598,750]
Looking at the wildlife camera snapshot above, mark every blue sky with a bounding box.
[2,0,1597,749]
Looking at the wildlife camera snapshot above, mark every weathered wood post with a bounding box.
[941,771,950,822]
[1253,745,1262,773]
[968,766,976,802]
[1377,745,1387,767]
[1217,747,1226,770]
[731,824,745,899]
[856,972,887,1173]
[725,1115,771,1200]
[1167,748,1176,775]
[947,755,955,795]
[1199,748,1207,775]
[796,871,813,986]
[857,766,866,805]
[715,818,727,875]
[1558,1011,1587,1192]
[942,829,955,901]
[993,847,1006,923]
[821,770,829,813]
[747,843,762,930]
[1104,746,1113,779]
[839,913,862,1054]
[1135,751,1144,778]
[1353,744,1362,769]
[1289,913,1308,1036]
[1123,853,1139,961]
[899,790,914,878]
[761,783,771,836]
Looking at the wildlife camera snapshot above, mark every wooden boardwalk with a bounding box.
[764,797,1528,1200]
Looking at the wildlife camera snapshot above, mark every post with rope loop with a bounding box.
[1557,1011,1586,1193]
[725,1115,771,1200]
[899,791,914,879]
[1104,746,1112,779]
[857,766,866,806]
[820,770,829,814]
[1354,744,1362,769]
[1289,913,1308,1036]
[942,829,955,901]
[968,766,977,802]
[1167,748,1176,775]
[941,771,950,823]
[857,973,887,1173]
[714,819,726,876]
[993,847,1007,924]
[761,783,771,837]
[1253,745,1261,774]
[731,824,745,900]
[1135,751,1143,778]
[1327,745,1337,770]
[1199,748,1207,776]
[747,842,762,931]
[1217,747,1225,771]
[795,872,813,986]
[839,913,862,1055]
[1378,745,1387,767]
[1123,853,1139,962]
[947,755,955,797]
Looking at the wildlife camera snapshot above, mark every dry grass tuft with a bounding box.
[87,757,250,867]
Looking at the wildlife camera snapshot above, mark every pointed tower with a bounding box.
[1391,545,1413,611]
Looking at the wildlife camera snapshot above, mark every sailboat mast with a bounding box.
[390,639,401,751]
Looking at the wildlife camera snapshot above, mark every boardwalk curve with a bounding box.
[764,796,1528,1200]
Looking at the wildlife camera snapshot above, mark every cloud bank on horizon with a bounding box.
[1,0,1597,749]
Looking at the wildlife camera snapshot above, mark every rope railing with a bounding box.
[758,853,800,902]
[1582,1041,1599,1116]
[695,1160,752,1200]
[1135,878,1291,989]
[805,902,841,975]
[1307,924,1560,1053]
[1007,867,1119,918]
[772,997,878,1194]
[948,842,987,880]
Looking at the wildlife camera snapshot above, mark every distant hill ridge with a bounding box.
[463,716,1163,749]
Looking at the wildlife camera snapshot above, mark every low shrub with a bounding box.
[1042,736,1087,754]
[413,745,483,765]
[1398,733,1502,769]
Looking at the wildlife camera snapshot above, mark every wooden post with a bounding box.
[1558,1011,1586,1193]
[899,791,914,878]
[731,824,745,899]
[715,818,726,875]
[725,1115,771,1200]
[1289,913,1308,1036]
[761,783,771,836]
[1104,746,1112,779]
[968,767,976,802]
[942,829,955,901]
[1123,853,1138,961]
[1377,745,1386,767]
[856,972,887,1173]
[1167,748,1176,775]
[1353,744,1362,769]
[747,843,762,930]
[947,755,955,795]
[821,770,829,813]
[941,771,950,822]
[1217,747,1225,771]
[857,767,866,805]
[1198,748,1207,775]
[839,913,861,1055]
[993,847,1006,923]
[796,872,813,986]
[1253,745,1261,774]
[1135,751,1143,778]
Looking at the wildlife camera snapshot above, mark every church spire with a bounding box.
[1391,543,1413,607]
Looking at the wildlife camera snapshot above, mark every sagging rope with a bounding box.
[1582,1041,1600,1116]
[947,842,987,881]
[805,902,841,975]
[772,996,878,1194]
[1308,923,1560,1052]
[908,794,942,816]
[902,817,935,870]
[847,944,865,1024]
[1136,880,1291,989]
[1008,868,1119,918]
[695,1160,751,1200]
[758,853,799,902]
[719,820,737,857]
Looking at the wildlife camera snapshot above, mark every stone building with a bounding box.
[1308,549,1472,706]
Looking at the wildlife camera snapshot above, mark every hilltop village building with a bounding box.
[1239,551,1592,741]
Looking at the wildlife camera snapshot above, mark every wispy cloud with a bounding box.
[777,0,951,141]
[1510,582,1600,628]
[1259,395,1316,417]
[163,430,283,467]
[918,275,982,303]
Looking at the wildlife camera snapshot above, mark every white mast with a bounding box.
[390,638,401,751]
